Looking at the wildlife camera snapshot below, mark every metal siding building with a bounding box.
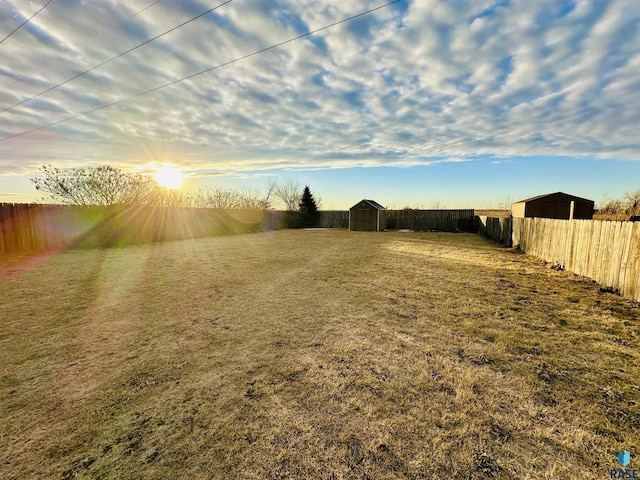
[349,200,386,231]
[511,192,595,219]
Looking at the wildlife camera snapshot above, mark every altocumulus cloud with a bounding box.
[0,0,638,176]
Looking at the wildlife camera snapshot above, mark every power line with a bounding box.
[0,0,56,46]
[1,0,164,91]
[0,0,403,143]
[0,0,234,115]
[132,0,162,18]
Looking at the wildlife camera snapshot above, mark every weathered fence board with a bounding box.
[0,204,353,254]
[319,211,349,228]
[508,217,640,302]
[477,216,512,245]
[385,209,476,232]
[484,216,639,301]
[0,203,279,253]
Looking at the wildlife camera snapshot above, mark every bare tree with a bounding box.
[195,187,242,209]
[624,189,640,215]
[195,182,274,210]
[238,186,270,209]
[152,188,198,208]
[31,164,159,206]
[496,196,514,210]
[262,178,277,209]
[273,178,302,211]
[596,190,640,219]
[602,199,625,213]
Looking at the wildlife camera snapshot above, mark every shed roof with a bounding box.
[514,192,594,204]
[350,199,386,210]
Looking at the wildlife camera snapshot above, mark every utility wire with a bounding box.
[1,0,163,91]
[132,0,162,18]
[0,0,234,114]
[0,0,56,46]
[0,0,403,143]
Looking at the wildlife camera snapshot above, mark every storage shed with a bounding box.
[511,192,594,219]
[349,199,386,231]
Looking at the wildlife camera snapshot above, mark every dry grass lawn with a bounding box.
[1,230,639,479]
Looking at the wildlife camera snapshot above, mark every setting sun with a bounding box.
[154,166,184,189]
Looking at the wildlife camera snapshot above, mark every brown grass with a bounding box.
[1,230,638,479]
[593,213,632,221]
[474,209,511,218]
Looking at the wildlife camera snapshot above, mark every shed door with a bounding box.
[352,209,372,231]
[351,209,377,231]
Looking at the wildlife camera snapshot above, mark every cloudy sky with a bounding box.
[0,0,638,208]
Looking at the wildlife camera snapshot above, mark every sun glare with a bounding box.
[154,166,184,189]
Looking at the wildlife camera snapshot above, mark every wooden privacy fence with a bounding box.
[512,217,640,301]
[319,211,349,228]
[1,204,479,254]
[315,210,477,231]
[478,216,513,245]
[479,215,640,302]
[0,203,281,253]
[315,209,477,231]
[385,209,476,232]
[0,204,352,253]
[264,210,349,229]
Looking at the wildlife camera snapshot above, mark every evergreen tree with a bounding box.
[298,185,320,227]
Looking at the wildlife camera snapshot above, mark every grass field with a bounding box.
[1,230,639,479]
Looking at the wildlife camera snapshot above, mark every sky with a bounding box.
[0,0,639,209]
